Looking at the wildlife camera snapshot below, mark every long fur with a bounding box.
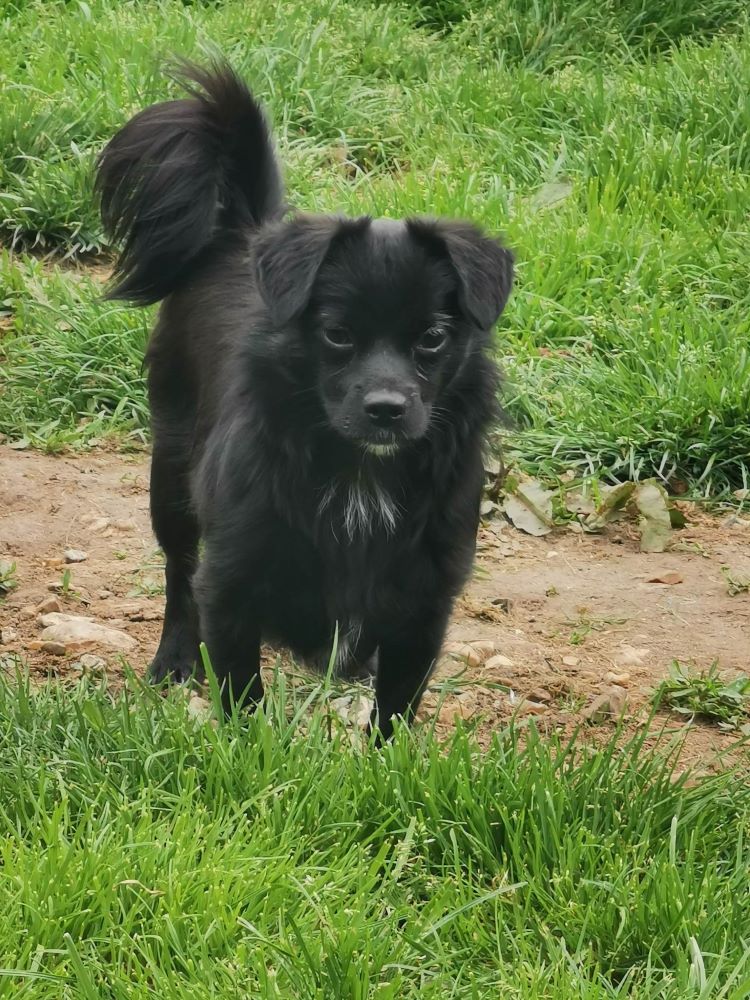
[96,61,283,304]
[97,60,514,739]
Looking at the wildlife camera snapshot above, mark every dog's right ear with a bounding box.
[254,216,358,326]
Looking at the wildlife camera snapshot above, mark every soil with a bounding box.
[2,444,749,769]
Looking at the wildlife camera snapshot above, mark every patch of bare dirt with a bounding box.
[1,445,749,767]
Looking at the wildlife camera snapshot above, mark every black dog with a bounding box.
[97,61,513,738]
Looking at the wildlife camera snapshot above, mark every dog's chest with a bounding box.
[316,474,401,542]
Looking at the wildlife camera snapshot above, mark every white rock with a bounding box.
[64,549,88,563]
[77,653,107,672]
[38,612,136,651]
[330,693,373,729]
[485,654,514,670]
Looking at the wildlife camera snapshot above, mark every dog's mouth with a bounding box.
[360,430,401,457]
[364,440,400,457]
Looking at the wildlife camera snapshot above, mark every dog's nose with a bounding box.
[364,390,407,426]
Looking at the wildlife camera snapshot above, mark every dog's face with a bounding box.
[254,216,513,454]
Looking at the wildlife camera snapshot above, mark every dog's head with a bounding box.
[253,215,513,455]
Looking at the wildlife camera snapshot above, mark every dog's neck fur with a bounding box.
[317,465,400,541]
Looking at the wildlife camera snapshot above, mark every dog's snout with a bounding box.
[363,389,407,427]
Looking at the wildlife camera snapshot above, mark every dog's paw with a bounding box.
[149,632,202,686]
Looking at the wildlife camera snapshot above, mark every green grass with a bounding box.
[2,6,750,993]
[0,667,747,997]
[654,661,750,731]
[0,1,749,488]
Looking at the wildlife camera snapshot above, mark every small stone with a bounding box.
[614,645,650,667]
[98,590,113,600]
[605,670,631,685]
[447,644,482,668]
[78,653,107,672]
[36,595,62,615]
[515,699,548,716]
[443,641,465,656]
[0,627,18,644]
[469,639,500,658]
[123,606,161,622]
[437,694,478,724]
[111,518,137,532]
[527,687,553,703]
[485,654,514,670]
[562,655,580,667]
[330,693,373,728]
[64,549,88,563]
[40,641,67,656]
[38,612,136,651]
[20,605,36,619]
[582,686,628,724]
[186,694,214,723]
[722,514,750,529]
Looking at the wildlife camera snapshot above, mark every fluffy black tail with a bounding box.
[96,60,284,305]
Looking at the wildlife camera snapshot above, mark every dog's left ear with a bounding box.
[254,215,368,326]
[410,220,514,330]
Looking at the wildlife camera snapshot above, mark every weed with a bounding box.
[653,660,750,731]
[0,560,18,596]
[566,612,628,646]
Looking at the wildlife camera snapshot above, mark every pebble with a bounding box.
[20,605,37,619]
[614,645,649,667]
[605,670,631,685]
[78,653,107,672]
[438,693,478,724]
[36,595,62,616]
[40,641,66,656]
[582,686,628,724]
[64,549,88,563]
[562,655,580,667]
[527,687,553,703]
[0,627,18,644]
[330,694,373,728]
[446,644,482,668]
[111,519,137,532]
[722,514,750,529]
[469,639,500,658]
[98,590,113,600]
[485,654,514,670]
[515,699,548,716]
[38,612,136,651]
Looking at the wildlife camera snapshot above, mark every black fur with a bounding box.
[97,60,514,739]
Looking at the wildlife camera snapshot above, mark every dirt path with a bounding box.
[2,445,749,766]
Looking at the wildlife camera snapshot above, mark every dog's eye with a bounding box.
[416,328,448,354]
[323,327,354,351]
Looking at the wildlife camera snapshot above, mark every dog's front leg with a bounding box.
[194,555,264,717]
[370,602,451,741]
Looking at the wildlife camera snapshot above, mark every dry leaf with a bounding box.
[584,482,636,531]
[635,480,672,553]
[503,478,554,536]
